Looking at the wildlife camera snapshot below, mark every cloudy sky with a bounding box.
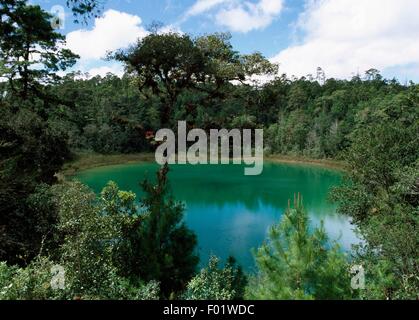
[33,0,419,82]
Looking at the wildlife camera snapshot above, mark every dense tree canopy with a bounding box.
[0,0,417,301]
[331,86,419,299]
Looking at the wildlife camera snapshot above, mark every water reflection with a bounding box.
[76,161,360,270]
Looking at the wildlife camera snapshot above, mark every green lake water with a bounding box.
[76,162,359,271]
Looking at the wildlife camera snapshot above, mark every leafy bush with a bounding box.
[184,256,246,300]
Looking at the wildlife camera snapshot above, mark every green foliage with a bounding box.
[53,181,134,298]
[0,0,82,265]
[184,256,247,300]
[50,73,150,154]
[37,65,412,162]
[0,167,200,300]
[66,0,102,22]
[247,196,354,300]
[0,180,159,300]
[0,108,70,265]
[0,257,61,300]
[0,255,159,300]
[0,3,417,300]
[0,0,78,99]
[115,164,199,298]
[331,87,419,299]
[114,32,276,127]
[0,261,16,294]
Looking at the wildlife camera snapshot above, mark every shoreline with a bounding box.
[265,155,347,171]
[60,152,156,177]
[60,152,347,177]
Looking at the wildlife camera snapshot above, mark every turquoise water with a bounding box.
[76,162,358,271]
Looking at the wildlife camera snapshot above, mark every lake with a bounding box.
[76,161,359,271]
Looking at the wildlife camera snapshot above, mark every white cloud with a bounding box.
[271,0,419,79]
[157,24,184,35]
[185,0,228,17]
[66,9,148,62]
[216,0,283,33]
[183,0,283,33]
[64,9,186,78]
[85,64,125,78]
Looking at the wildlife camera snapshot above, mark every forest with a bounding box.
[0,0,418,300]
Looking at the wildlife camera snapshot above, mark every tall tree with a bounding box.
[113,32,277,127]
[115,164,199,298]
[0,0,76,265]
[0,0,78,99]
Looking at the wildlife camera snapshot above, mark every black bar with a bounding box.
[1,300,415,319]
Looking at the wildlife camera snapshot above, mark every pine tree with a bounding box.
[247,194,354,300]
[116,164,199,298]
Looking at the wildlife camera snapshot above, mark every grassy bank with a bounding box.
[266,155,347,171]
[61,152,155,177]
[61,152,347,177]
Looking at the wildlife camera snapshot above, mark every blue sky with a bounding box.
[32,0,419,82]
